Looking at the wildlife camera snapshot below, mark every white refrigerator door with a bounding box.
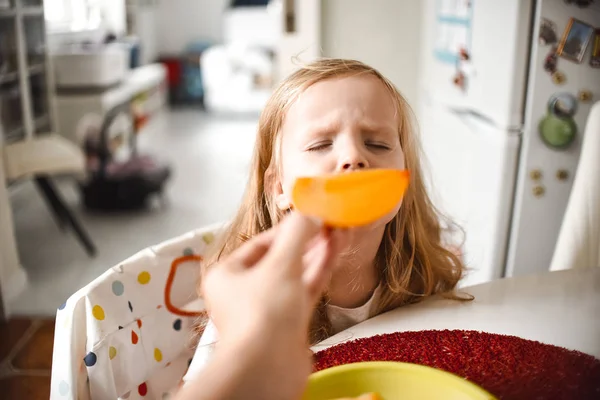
[420,101,520,287]
[420,0,532,128]
[272,0,321,80]
[505,2,600,277]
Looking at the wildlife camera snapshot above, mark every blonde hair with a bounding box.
[200,59,469,343]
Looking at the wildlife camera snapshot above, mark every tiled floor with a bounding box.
[7,109,258,316]
[0,318,55,400]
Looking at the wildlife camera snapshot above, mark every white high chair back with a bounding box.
[50,223,224,400]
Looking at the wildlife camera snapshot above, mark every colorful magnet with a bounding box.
[539,114,577,149]
[539,19,558,46]
[556,18,594,64]
[539,92,578,150]
[578,90,593,103]
[548,92,578,118]
[452,71,466,90]
[590,29,600,68]
[544,47,558,74]
[552,71,566,85]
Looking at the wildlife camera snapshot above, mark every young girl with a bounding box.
[184,58,466,380]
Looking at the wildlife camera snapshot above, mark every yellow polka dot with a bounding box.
[154,348,163,362]
[109,346,117,360]
[202,233,215,244]
[92,305,105,320]
[137,271,151,285]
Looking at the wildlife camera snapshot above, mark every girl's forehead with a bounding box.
[282,75,399,135]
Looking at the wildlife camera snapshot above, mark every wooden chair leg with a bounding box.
[34,176,97,257]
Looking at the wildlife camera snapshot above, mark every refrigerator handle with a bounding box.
[449,107,497,127]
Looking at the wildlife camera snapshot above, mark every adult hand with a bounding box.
[198,213,342,400]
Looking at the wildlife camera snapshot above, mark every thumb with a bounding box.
[267,213,322,272]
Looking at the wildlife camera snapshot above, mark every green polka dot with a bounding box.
[183,247,194,256]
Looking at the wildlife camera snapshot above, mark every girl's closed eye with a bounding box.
[306,141,333,152]
[365,141,392,151]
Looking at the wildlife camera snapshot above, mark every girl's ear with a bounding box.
[265,167,292,211]
[275,188,292,211]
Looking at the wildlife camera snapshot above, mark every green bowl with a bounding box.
[303,362,496,400]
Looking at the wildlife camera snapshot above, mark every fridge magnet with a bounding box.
[539,92,578,149]
[556,18,594,63]
[539,18,558,46]
[556,169,569,181]
[452,70,466,91]
[578,89,593,103]
[539,115,577,149]
[543,47,558,74]
[590,29,600,68]
[548,92,578,118]
[551,71,566,85]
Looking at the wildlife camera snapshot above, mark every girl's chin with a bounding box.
[350,209,398,233]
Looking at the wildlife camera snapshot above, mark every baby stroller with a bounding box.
[79,103,171,211]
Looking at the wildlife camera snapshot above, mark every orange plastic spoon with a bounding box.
[291,169,410,228]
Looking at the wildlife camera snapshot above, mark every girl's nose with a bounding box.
[338,144,369,172]
[342,160,366,170]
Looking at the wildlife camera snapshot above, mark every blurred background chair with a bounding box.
[2,135,96,256]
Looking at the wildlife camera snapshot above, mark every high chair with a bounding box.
[50,223,224,400]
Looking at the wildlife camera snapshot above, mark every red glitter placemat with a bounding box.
[313,330,600,400]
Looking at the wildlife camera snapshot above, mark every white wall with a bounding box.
[156,0,229,54]
[276,0,321,80]
[321,0,423,107]
[101,0,127,35]
[46,0,126,52]
[134,4,160,64]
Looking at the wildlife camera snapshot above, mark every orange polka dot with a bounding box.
[137,319,142,328]
[92,305,105,320]
[154,348,163,362]
[138,271,151,284]
[132,330,139,344]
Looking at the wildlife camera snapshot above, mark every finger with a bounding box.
[302,231,328,268]
[303,231,342,303]
[267,213,322,271]
[227,226,279,267]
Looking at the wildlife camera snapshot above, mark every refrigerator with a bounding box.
[418,0,600,287]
